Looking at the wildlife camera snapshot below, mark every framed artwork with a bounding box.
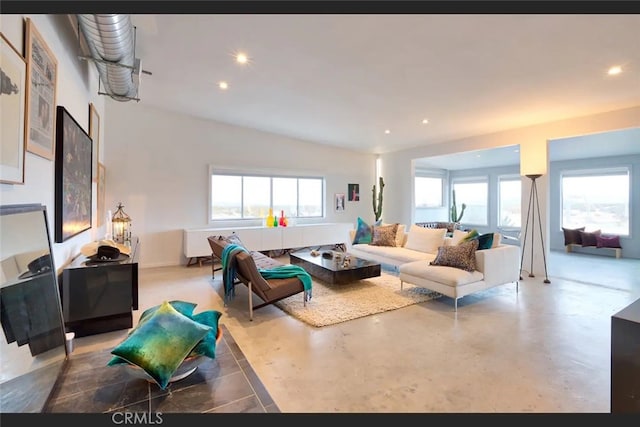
[25,18,57,161]
[89,103,100,182]
[55,106,92,243]
[348,183,360,201]
[335,193,346,212]
[0,33,27,184]
[97,162,106,226]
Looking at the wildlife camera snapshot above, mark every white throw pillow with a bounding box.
[395,224,406,247]
[404,225,447,254]
[449,229,468,245]
[491,233,502,248]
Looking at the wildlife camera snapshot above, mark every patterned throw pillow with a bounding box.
[562,227,585,246]
[352,217,381,244]
[430,239,479,271]
[370,224,399,246]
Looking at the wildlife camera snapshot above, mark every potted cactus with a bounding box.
[372,176,384,222]
[450,189,466,225]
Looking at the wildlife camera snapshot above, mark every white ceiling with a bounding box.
[130,14,640,154]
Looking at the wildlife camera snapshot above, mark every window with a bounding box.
[210,171,324,221]
[498,177,521,228]
[415,176,443,208]
[452,179,488,225]
[561,168,630,235]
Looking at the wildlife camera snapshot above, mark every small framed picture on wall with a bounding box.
[335,193,346,212]
[348,183,360,201]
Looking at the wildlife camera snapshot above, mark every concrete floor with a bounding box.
[73,250,640,413]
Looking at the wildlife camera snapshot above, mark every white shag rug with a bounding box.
[274,272,441,327]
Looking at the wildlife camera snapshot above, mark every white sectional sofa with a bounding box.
[347,224,520,311]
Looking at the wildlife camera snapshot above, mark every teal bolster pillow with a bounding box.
[110,301,211,389]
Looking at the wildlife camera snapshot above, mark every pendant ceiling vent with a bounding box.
[76,14,147,102]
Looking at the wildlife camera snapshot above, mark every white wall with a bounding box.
[105,101,375,267]
[381,105,640,276]
[0,14,106,272]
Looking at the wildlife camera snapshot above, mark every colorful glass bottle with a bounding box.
[266,208,274,228]
[279,210,287,227]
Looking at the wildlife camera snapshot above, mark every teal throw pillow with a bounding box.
[109,301,211,389]
[188,310,222,359]
[352,217,373,244]
[352,217,382,244]
[138,300,197,326]
[473,233,494,250]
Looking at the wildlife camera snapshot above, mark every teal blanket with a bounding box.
[258,264,313,301]
[221,243,248,301]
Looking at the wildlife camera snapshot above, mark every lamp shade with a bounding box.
[112,202,132,244]
[520,142,547,177]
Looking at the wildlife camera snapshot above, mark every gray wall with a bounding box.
[549,154,640,259]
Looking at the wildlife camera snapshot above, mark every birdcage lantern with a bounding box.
[112,202,132,244]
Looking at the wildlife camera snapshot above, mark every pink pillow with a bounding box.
[596,234,621,249]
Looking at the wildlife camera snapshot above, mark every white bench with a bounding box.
[565,243,622,259]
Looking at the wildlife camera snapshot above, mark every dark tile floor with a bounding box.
[44,324,279,413]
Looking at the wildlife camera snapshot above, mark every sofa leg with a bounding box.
[454,298,458,312]
[516,280,519,293]
[248,281,254,321]
[400,280,404,290]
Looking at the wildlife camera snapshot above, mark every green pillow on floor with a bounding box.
[109,301,211,389]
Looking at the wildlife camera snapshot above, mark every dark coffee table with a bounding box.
[289,250,381,285]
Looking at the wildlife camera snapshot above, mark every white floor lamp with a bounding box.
[519,173,551,284]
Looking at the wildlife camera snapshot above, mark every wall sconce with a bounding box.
[112,202,132,244]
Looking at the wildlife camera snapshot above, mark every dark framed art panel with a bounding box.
[55,106,92,242]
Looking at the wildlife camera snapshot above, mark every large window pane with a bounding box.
[499,178,521,228]
[273,177,298,217]
[299,178,322,217]
[415,177,443,208]
[243,176,270,218]
[211,175,242,219]
[453,181,488,225]
[562,172,629,235]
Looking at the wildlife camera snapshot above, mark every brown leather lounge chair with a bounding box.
[208,235,307,320]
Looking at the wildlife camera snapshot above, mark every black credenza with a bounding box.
[611,297,640,413]
[58,237,139,337]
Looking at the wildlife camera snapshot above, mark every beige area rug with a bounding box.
[274,272,441,327]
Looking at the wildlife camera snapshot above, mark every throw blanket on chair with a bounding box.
[258,265,313,302]
[221,243,248,301]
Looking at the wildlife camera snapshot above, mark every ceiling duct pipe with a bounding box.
[76,14,141,102]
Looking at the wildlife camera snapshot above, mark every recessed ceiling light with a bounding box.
[218,81,228,90]
[608,65,622,76]
[384,129,391,134]
[236,52,249,64]
[422,119,429,124]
